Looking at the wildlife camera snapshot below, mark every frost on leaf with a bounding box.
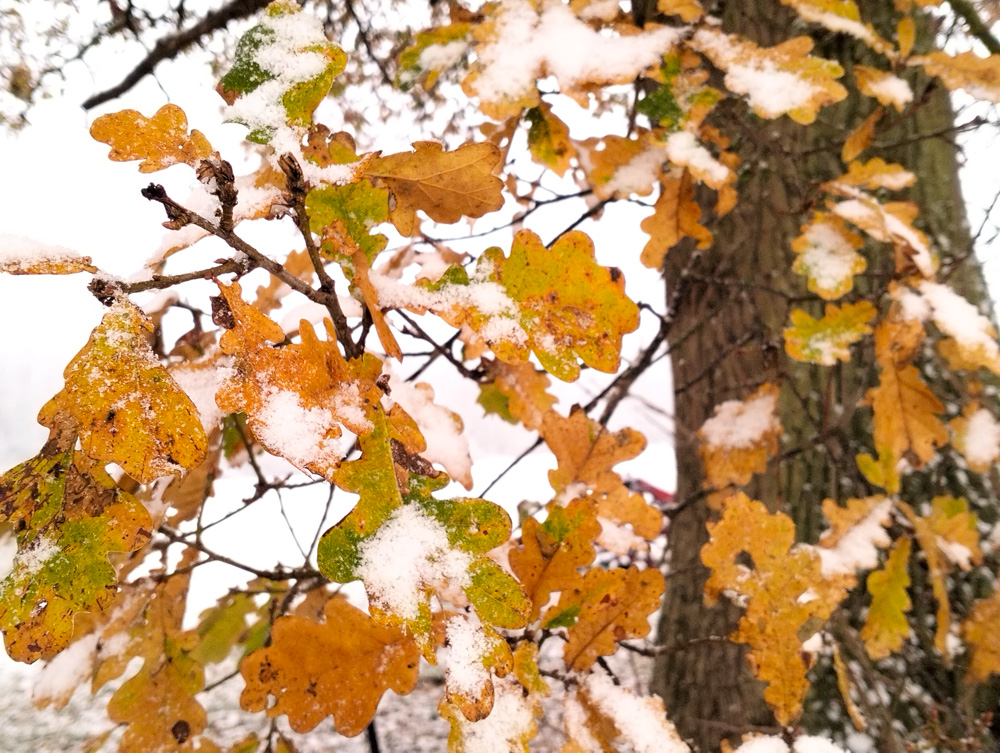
[38,299,207,484]
[784,301,876,365]
[546,565,663,670]
[362,141,504,236]
[791,213,866,300]
[509,499,600,622]
[640,170,713,269]
[90,104,212,173]
[860,536,911,660]
[689,29,847,124]
[216,1,346,143]
[964,587,1000,681]
[239,597,419,735]
[526,102,575,177]
[698,383,782,490]
[0,448,151,662]
[215,281,382,480]
[702,493,847,725]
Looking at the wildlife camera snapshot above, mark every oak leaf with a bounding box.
[964,587,1000,681]
[39,299,208,484]
[306,181,390,264]
[239,597,419,735]
[542,407,646,495]
[950,404,1000,472]
[397,24,471,90]
[784,301,876,365]
[698,383,782,490]
[526,102,575,177]
[898,502,953,657]
[860,536,911,660]
[838,158,916,191]
[363,141,504,236]
[791,212,866,300]
[640,170,713,269]
[841,106,882,162]
[657,0,704,20]
[702,493,847,725]
[0,448,151,662]
[90,104,212,173]
[914,50,1000,102]
[477,359,556,432]
[854,66,913,110]
[440,677,540,753]
[509,499,600,622]
[444,616,513,721]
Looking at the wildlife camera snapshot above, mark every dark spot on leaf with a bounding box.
[171,720,191,743]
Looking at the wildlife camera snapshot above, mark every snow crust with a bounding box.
[700,389,779,449]
[357,504,472,621]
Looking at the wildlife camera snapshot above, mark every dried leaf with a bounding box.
[90,104,212,173]
[239,597,419,734]
[542,407,646,495]
[363,141,504,236]
[640,171,713,269]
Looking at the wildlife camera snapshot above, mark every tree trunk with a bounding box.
[649,2,988,750]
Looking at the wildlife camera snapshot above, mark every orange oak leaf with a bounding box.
[363,141,504,236]
[38,299,208,484]
[444,616,513,722]
[239,597,420,735]
[214,280,383,480]
[964,587,1000,681]
[897,502,953,658]
[914,50,1000,102]
[841,105,882,162]
[698,383,782,490]
[702,493,847,725]
[860,536,911,660]
[541,407,646,495]
[854,66,912,110]
[640,170,713,269]
[790,212,866,300]
[477,359,557,432]
[90,104,213,173]
[509,499,600,622]
[547,565,665,671]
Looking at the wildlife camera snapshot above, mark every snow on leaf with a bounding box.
[854,66,913,110]
[860,536,911,660]
[477,359,556,432]
[815,496,892,577]
[0,449,151,663]
[581,671,690,753]
[362,141,504,236]
[548,565,664,670]
[779,0,888,50]
[38,299,208,484]
[665,131,732,189]
[239,597,419,735]
[640,170,713,269]
[702,493,848,725]
[784,301,876,365]
[951,404,1000,471]
[217,1,346,143]
[898,502,953,657]
[583,134,661,200]
[90,104,212,173]
[214,280,382,480]
[542,407,646,495]
[509,499,600,622]
[689,29,847,124]
[444,616,513,722]
[964,587,1000,681]
[0,235,97,275]
[838,158,916,191]
[913,50,1000,102]
[698,383,782,490]
[306,180,390,264]
[791,212,866,300]
[868,320,948,466]
[657,0,704,21]
[440,676,540,753]
[925,495,981,571]
[526,102,575,177]
[462,0,683,119]
[398,24,471,90]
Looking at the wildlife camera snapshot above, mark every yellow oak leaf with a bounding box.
[546,565,665,671]
[856,446,901,495]
[702,493,848,725]
[791,212,866,300]
[860,536,911,660]
[897,17,915,57]
[914,50,1000,102]
[784,301,876,365]
[349,248,403,360]
[838,158,916,191]
[925,496,982,571]
[657,0,704,20]
[38,299,207,484]
[640,170,713,269]
[854,66,913,110]
[239,597,419,735]
[964,587,1000,681]
[0,242,96,275]
[689,30,847,124]
[363,141,504,236]
[584,133,660,200]
[214,280,383,481]
[867,322,948,466]
[841,106,882,162]
[779,0,890,51]
[898,502,952,657]
[828,190,933,277]
[478,359,557,432]
[833,646,867,731]
[509,499,600,622]
[594,485,663,542]
[541,407,646,495]
[512,641,550,697]
[90,104,212,173]
[526,102,575,177]
[698,383,782,490]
